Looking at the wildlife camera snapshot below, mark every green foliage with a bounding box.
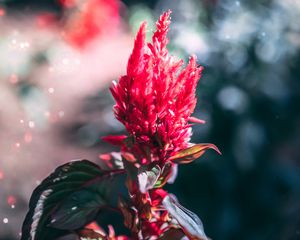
[21,160,126,240]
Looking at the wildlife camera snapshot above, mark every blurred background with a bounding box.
[0,0,299,239]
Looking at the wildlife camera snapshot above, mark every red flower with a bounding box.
[110,10,204,164]
[63,0,120,49]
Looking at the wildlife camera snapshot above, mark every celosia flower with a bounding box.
[21,11,219,240]
[110,10,204,164]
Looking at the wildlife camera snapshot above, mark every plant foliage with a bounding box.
[21,10,220,240]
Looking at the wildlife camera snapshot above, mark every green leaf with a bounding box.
[162,195,208,240]
[154,162,173,188]
[137,163,161,193]
[21,160,126,240]
[168,144,221,164]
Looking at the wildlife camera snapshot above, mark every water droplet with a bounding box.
[29,121,35,128]
[48,88,55,94]
[3,218,8,224]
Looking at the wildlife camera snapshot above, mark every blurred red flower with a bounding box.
[63,0,120,48]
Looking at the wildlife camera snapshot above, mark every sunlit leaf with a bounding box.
[138,163,161,193]
[154,162,173,188]
[159,228,187,240]
[21,160,126,240]
[78,228,107,240]
[167,163,178,184]
[162,195,208,240]
[168,144,221,164]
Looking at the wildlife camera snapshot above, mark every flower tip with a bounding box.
[189,54,198,64]
[210,144,222,155]
[165,9,172,16]
[135,21,147,38]
[102,135,127,146]
[188,117,206,124]
[112,80,117,86]
[160,9,172,19]
[133,21,147,44]
[139,21,147,31]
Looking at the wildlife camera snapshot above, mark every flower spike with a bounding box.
[109,11,215,165]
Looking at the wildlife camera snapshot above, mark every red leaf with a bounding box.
[168,144,221,164]
[118,197,139,233]
[102,135,127,145]
[188,116,206,124]
[121,152,136,163]
[78,228,107,239]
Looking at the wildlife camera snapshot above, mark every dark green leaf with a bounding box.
[21,160,126,240]
[162,195,208,240]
